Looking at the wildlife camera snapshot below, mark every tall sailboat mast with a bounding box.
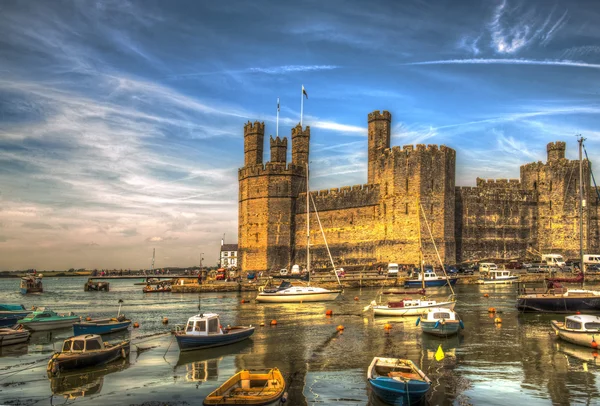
[151,248,155,271]
[578,135,586,274]
[306,163,310,285]
[417,199,425,291]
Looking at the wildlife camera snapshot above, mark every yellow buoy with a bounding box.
[336,325,344,331]
[260,322,265,327]
[494,317,502,324]
[384,323,392,330]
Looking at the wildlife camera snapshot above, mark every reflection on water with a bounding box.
[50,359,129,399]
[0,342,28,357]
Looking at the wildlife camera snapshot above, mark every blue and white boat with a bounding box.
[73,316,131,336]
[0,304,31,319]
[0,316,19,328]
[367,357,431,405]
[417,307,464,337]
[175,313,255,352]
[20,275,43,294]
[404,269,458,288]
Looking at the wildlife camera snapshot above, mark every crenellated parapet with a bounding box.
[296,184,380,213]
[244,120,265,135]
[238,162,305,180]
[270,136,288,163]
[547,141,566,161]
[243,120,265,166]
[368,110,392,122]
[475,178,522,189]
[291,124,310,166]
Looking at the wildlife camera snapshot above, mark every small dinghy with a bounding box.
[203,367,286,405]
[367,357,431,405]
[175,313,255,352]
[417,307,464,337]
[551,314,600,348]
[47,334,130,377]
[0,326,30,346]
[73,300,131,335]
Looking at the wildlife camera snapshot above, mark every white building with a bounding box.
[220,243,238,269]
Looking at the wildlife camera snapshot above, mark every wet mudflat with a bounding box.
[1,276,599,405]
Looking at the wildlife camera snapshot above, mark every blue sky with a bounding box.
[1,0,600,270]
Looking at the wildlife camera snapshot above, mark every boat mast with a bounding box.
[306,163,310,286]
[417,199,425,291]
[579,135,586,274]
[151,248,155,271]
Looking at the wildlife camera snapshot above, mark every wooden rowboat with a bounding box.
[367,357,431,405]
[203,367,286,405]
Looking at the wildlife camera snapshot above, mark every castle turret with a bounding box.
[547,141,566,161]
[368,110,391,184]
[270,136,287,163]
[244,121,265,166]
[292,124,310,166]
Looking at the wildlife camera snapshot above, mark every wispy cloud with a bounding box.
[406,58,600,70]
[247,65,339,74]
[560,45,600,59]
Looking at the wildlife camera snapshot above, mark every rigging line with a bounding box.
[310,192,342,286]
[583,144,600,202]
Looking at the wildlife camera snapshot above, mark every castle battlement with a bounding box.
[368,110,391,122]
[296,183,380,213]
[270,136,287,146]
[244,121,265,134]
[476,178,521,188]
[291,125,310,137]
[238,162,305,179]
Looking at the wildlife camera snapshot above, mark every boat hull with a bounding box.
[0,329,30,346]
[551,321,600,348]
[373,301,456,317]
[369,378,430,405]
[0,316,19,328]
[47,342,130,376]
[203,368,286,405]
[73,320,131,336]
[420,320,461,337]
[516,296,600,313]
[20,317,81,331]
[20,287,43,294]
[176,326,255,352]
[404,278,458,288]
[256,290,341,303]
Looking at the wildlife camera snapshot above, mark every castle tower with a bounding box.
[270,136,287,163]
[291,124,310,166]
[547,141,566,161]
[244,121,265,166]
[368,110,391,184]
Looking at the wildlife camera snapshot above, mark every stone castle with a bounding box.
[238,110,599,272]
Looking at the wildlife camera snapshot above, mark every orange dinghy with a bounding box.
[203,367,286,405]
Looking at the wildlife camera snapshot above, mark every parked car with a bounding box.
[445,265,459,275]
[505,260,522,269]
[457,264,474,275]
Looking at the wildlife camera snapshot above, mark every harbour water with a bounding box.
[1,276,599,405]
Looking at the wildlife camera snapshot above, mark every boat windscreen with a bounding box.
[62,341,71,352]
[432,312,451,319]
[208,318,219,333]
[279,281,292,289]
[584,322,600,330]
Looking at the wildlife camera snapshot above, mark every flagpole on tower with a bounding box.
[300,85,304,127]
[276,97,280,138]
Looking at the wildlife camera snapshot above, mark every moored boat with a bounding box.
[517,287,600,313]
[203,367,286,405]
[478,269,519,284]
[47,334,130,377]
[367,357,431,405]
[20,275,43,294]
[417,307,463,337]
[0,326,30,346]
[404,268,458,288]
[73,316,131,336]
[551,314,600,348]
[0,316,19,328]
[371,298,456,317]
[175,313,255,352]
[256,281,341,303]
[0,304,31,318]
[18,308,81,331]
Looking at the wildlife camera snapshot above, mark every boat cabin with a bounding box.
[62,335,106,353]
[563,315,600,331]
[23,308,76,321]
[424,308,457,321]
[184,313,223,336]
[488,270,514,279]
[263,281,293,293]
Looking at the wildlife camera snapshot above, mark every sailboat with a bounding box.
[369,201,456,316]
[255,164,342,303]
[517,137,600,313]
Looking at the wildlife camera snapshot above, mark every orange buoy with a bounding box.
[483,293,489,298]
[488,307,496,313]
[354,296,359,301]
[241,299,246,304]
[270,320,277,326]
[86,316,92,321]
[593,351,598,358]
[494,317,502,324]
[384,323,392,330]
[325,310,333,316]
[336,325,344,331]
[162,317,168,324]
[592,340,598,349]
[133,322,140,328]
[577,311,581,315]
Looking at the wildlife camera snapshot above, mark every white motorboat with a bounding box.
[372,298,456,317]
[478,269,519,284]
[0,327,30,346]
[551,314,600,348]
[18,308,81,331]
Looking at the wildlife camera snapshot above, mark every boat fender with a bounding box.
[434,321,440,329]
[121,348,127,359]
[415,317,420,326]
[280,391,288,403]
[459,320,465,329]
[258,286,264,292]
